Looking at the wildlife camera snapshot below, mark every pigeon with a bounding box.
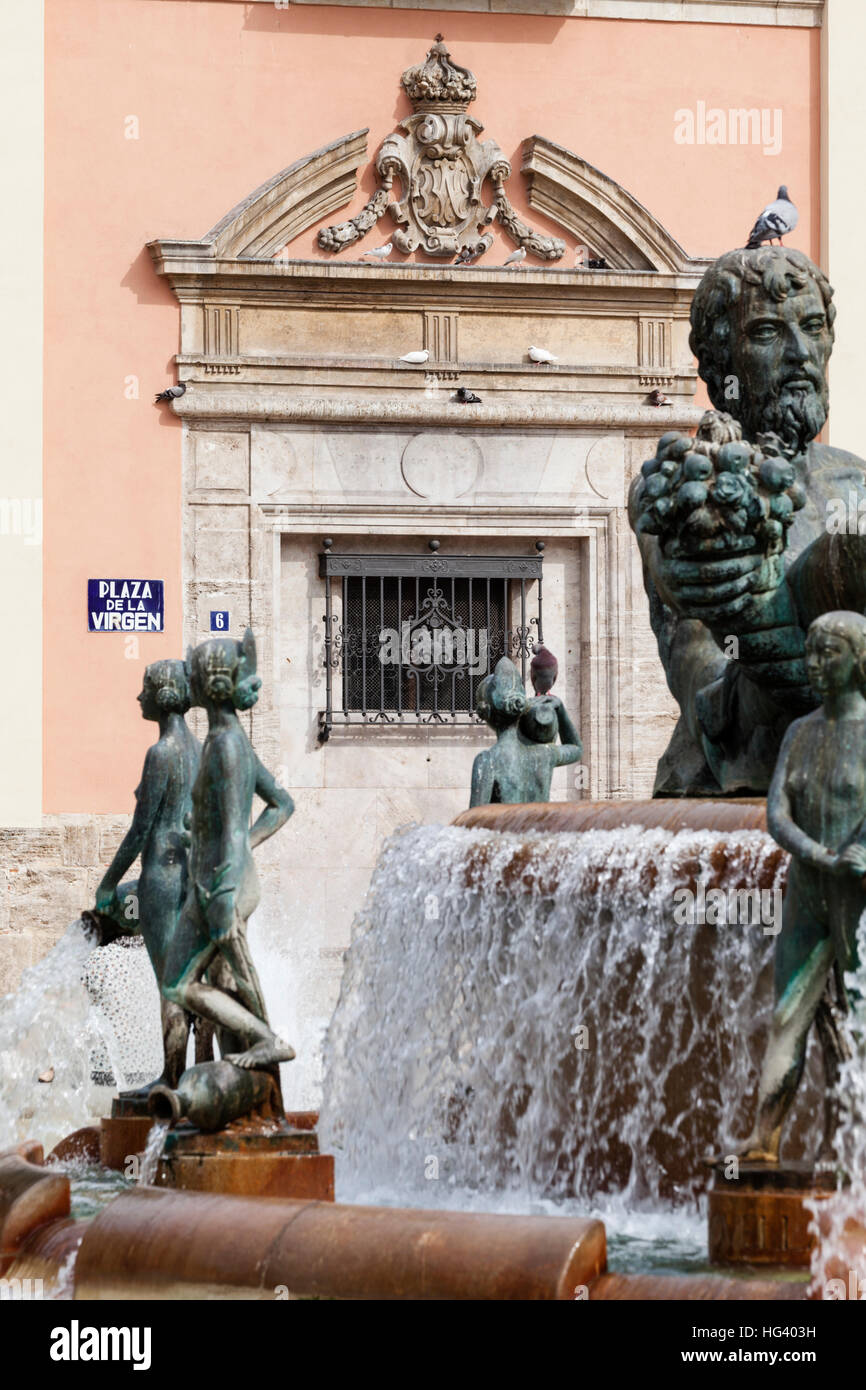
[452,387,482,404]
[528,346,558,365]
[587,257,609,270]
[155,383,186,403]
[399,350,430,365]
[454,241,488,267]
[530,642,558,695]
[501,247,527,268]
[648,389,672,407]
[362,241,393,259]
[746,187,798,249]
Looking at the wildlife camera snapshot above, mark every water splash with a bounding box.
[807,915,866,1301]
[138,1120,169,1186]
[0,921,161,1154]
[51,1241,84,1302]
[0,922,110,1153]
[321,823,822,1215]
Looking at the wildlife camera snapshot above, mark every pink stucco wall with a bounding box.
[44,0,820,811]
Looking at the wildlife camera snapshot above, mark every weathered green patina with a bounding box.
[630,246,866,797]
[159,631,295,1085]
[740,611,866,1165]
[469,656,582,806]
[94,660,201,1091]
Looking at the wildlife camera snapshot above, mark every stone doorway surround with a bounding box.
[148,128,708,790]
[146,132,709,1100]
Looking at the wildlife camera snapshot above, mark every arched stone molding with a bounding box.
[148,134,706,815]
[521,136,712,274]
[179,130,369,262]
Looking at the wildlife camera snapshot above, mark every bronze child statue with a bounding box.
[469,655,582,806]
[161,630,296,1072]
[95,659,202,1091]
[740,610,866,1164]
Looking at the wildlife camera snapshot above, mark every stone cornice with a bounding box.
[171,388,703,431]
[147,251,707,306]
[200,0,823,26]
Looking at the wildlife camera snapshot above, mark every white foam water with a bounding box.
[138,1119,169,1186]
[807,915,866,1300]
[0,920,159,1155]
[320,822,822,1226]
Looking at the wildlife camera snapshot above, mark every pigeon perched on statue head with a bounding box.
[530,642,558,695]
[155,382,186,403]
[746,187,798,249]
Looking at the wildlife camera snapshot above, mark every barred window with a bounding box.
[318,544,544,739]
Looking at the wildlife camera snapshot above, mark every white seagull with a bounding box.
[528,346,558,365]
[399,350,430,365]
[746,187,798,249]
[362,241,393,259]
[501,247,527,268]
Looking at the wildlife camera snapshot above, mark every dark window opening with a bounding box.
[318,547,544,739]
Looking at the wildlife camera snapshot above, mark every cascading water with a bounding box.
[807,916,866,1300]
[138,1119,170,1186]
[320,823,823,1246]
[0,920,162,1154]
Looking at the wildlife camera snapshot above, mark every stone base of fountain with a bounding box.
[708,1162,836,1268]
[48,1124,101,1166]
[154,1117,335,1201]
[100,1096,155,1171]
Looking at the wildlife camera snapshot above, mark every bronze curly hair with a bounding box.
[144,658,191,714]
[689,247,836,412]
[190,636,261,711]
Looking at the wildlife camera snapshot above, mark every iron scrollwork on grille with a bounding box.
[317,549,543,741]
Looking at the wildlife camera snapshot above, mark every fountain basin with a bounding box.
[455,798,769,836]
[0,1149,70,1276]
[73,1187,606,1301]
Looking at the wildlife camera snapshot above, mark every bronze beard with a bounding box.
[733,372,829,456]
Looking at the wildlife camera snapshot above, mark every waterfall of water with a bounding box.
[807,915,866,1300]
[138,1119,169,1186]
[320,823,822,1220]
[0,920,162,1154]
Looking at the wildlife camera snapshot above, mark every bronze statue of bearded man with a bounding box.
[630,246,866,796]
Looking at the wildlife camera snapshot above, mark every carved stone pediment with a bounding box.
[521,137,708,274]
[318,36,565,263]
[376,111,504,258]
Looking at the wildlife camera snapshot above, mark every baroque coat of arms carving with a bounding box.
[319,36,565,262]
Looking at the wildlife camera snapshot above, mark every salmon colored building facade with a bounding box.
[4,0,863,1104]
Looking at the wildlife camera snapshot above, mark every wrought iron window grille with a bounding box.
[318,541,544,741]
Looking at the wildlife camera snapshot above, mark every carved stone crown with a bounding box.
[401,35,476,112]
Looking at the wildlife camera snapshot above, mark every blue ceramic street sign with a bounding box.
[88,579,164,632]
